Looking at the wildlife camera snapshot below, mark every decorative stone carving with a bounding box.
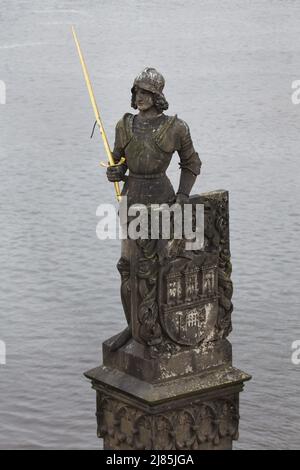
[96,391,239,450]
[85,190,251,450]
[135,238,162,345]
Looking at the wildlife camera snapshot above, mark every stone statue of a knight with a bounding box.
[106,67,202,349]
[74,31,251,449]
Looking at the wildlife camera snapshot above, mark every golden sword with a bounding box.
[72,26,124,201]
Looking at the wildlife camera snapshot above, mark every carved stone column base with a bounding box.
[85,365,251,450]
[85,190,251,448]
[103,336,233,383]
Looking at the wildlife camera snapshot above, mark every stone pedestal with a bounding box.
[85,190,251,450]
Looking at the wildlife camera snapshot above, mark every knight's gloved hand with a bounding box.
[106,164,126,182]
[175,193,189,205]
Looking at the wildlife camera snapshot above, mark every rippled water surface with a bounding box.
[0,0,299,449]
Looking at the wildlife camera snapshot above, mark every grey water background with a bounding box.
[0,0,299,449]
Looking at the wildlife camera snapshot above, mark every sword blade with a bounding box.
[72,26,121,201]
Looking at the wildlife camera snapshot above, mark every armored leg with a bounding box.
[117,239,131,325]
[107,239,132,351]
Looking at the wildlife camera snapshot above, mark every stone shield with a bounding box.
[161,299,218,347]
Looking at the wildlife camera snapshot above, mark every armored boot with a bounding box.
[107,257,132,351]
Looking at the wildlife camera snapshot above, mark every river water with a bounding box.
[0,0,299,449]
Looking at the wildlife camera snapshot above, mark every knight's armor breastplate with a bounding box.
[122,114,176,207]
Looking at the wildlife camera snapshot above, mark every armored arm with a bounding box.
[176,119,201,201]
[106,118,128,182]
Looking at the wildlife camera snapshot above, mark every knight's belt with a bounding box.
[128,171,165,180]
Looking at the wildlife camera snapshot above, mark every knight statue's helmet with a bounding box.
[131,67,166,98]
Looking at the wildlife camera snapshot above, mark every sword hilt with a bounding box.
[99,157,126,168]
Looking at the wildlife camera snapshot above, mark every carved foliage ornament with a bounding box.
[97,393,239,450]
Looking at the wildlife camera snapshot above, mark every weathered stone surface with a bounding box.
[85,364,250,405]
[85,190,251,449]
[126,191,234,349]
[102,337,232,383]
[85,365,250,450]
[97,394,239,450]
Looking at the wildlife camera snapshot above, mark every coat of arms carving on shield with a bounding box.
[159,253,219,346]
